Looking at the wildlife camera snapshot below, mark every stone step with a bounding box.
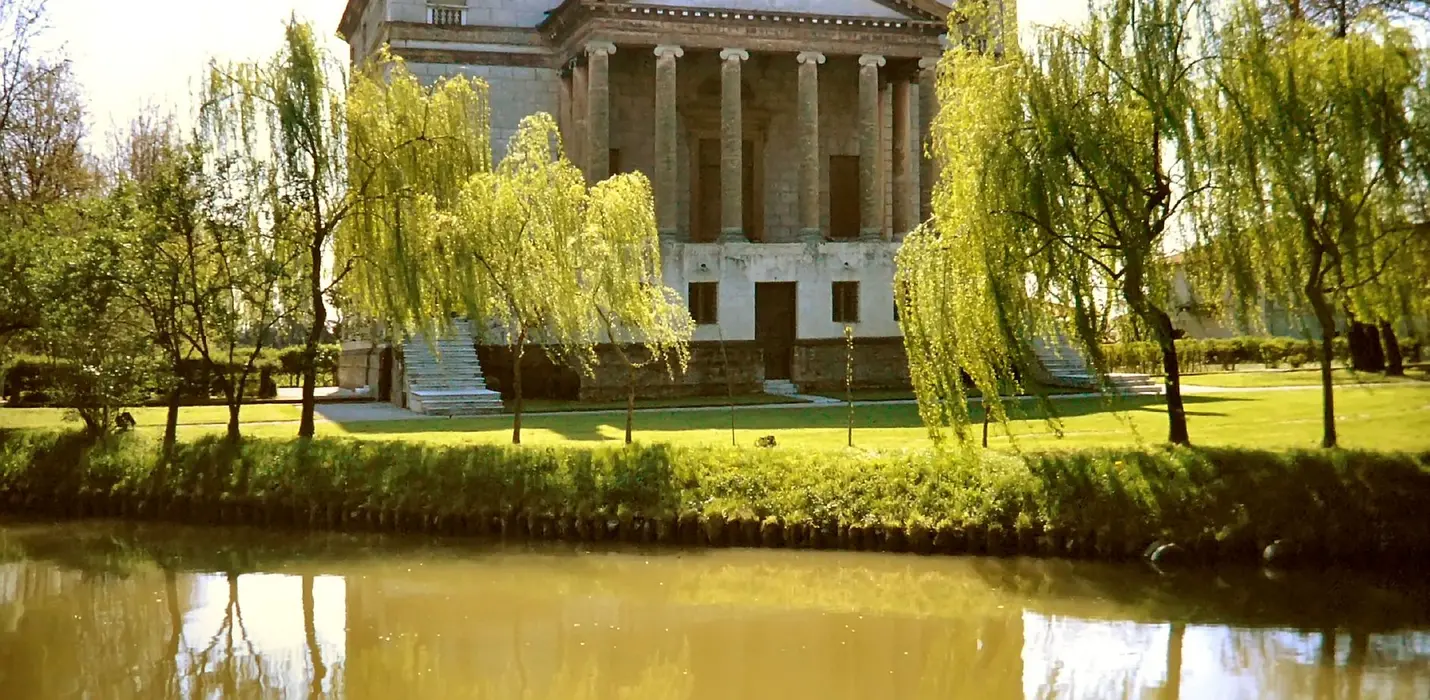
[763,379,800,396]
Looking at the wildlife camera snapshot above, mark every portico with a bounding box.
[335,1,1004,401]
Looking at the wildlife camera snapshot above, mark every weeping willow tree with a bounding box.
[899,0,1210,445]
[1206,1,1424,447]
[200,19,351,439]
[344,109,684,445]
[584,172,693,445]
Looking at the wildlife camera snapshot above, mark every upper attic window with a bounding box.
[427,3,466,26]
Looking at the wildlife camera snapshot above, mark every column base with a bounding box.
[658,229,681,245]
[718,228,748,243]
[858,229,883,242]
[798,228,825,244]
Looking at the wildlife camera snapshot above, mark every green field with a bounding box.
[5,383,1427,453]
[242,384,1430,452]
[1182,365,1430,388]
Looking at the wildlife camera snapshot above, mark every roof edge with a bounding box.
[338,0,371,41]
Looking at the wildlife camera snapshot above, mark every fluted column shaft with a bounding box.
[918,57,938,223]
[796,51,825,242]
[571,63,588,171]
[892,76,914,237]
[654,45,683,241]
[719,48,749,242]
[586,42,616,182]
[858,54,886,240]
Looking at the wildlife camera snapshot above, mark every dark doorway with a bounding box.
[755,282,797,380]
[693,138,759,241]
[829,155,861,240]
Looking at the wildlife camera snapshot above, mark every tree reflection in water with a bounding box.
[2,522,1430,699]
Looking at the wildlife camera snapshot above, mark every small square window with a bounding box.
[689,282,718,325]
[428,4,465,26]
[832,281,860,324]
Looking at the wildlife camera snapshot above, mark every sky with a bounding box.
[29,0,1088,149]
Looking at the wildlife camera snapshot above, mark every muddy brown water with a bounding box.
[1,520,1428,699]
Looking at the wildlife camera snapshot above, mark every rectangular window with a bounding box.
[428,4,465,26]
[689,282,718,325]
[832,281,860,324]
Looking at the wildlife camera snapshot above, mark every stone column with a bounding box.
[586,41,616,182]
[858,54,886,241]
[654,45,683,242]
[571,61,588,171]
[796,51,825,243]
[891,75,914,238]
[719,48,749,243]
[918,57,938,223]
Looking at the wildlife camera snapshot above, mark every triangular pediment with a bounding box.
[626,0,951,21]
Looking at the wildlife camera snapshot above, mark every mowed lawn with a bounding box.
[1181,364,1430,388]
[249,384,1429,452]
[4,383,1427,452]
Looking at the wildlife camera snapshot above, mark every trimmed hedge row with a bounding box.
[2,345,342,406]
[2,432,1428,569]
[1103,335,1425,375]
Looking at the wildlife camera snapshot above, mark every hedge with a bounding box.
[1102,335,1425,375]
[2,431,1427,569]
[1,344,341,406]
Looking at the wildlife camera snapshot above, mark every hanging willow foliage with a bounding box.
[1205,1,1426,447]
[340,48,493,342]
[901,0,1212,446]
[343,109,689,444]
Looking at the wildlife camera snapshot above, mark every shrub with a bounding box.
[2,432,1427,565]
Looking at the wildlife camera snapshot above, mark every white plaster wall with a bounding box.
[663,241,902,342]
[387,0,562,27]
[405,62,561,160]
[629,0,908,18]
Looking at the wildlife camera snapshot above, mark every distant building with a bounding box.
[336,1,1012,406]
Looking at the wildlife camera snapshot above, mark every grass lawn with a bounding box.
[6,384,1427,453]
[1182,365,1430,388]
[220,383,1430,452]
[0,404,302,431]
[520,393,797,413]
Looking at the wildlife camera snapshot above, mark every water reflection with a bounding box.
[1,522,1428,699]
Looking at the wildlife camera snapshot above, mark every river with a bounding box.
[1,520,1428,699]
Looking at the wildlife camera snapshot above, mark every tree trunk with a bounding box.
[1380,320,1404,376]
[163,385,181,453]
[298,241,327,439]
[511,334,525,445]
[1347,319,1384,372]
[1124,264,1189,445]
[222,380,241,442]
[625,365,635,445]
[1161,622,1184,700]
[1309,290,1339,448]
[303,575,326,696]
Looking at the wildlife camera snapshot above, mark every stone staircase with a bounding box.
[401,319,504,416]
[1033,336,1162,396]
[762,379,800,396]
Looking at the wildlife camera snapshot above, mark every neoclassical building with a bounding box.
[337,1,1009,404]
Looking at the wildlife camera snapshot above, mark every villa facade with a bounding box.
[337,0,1010,401]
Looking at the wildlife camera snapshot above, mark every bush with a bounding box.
[2,432,1427,566]
[1,344,340,406]
[1099,336,1376,374]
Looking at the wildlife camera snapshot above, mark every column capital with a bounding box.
[918,56,939,71]
[585,41,617,56]
[719,48,750,62]
[796,51,826,65]
[858,54,886,68]
[654,44,684,59]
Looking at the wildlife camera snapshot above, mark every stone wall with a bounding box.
[386,0,561,28]
[577,342,765,401]
[404,61,561,160]
[790,338,912,393]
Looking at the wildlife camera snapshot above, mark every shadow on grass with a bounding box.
[327,394,1249,443]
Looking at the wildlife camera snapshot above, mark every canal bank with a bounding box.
[1,432,1428,569]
